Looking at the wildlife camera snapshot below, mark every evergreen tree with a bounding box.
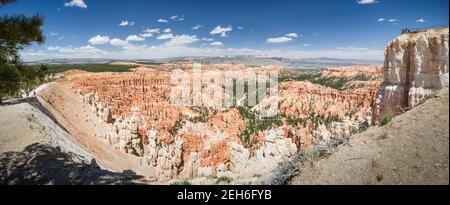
[0,0,47,103]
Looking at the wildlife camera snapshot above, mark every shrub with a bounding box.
[216,176,233,184]
[379,114,394,126]
[170,179,191,185]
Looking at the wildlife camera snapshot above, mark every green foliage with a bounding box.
[353,73,372,81]
[46,64,134,74]
[169,118,184,136]
[188,106,210,123]
[237,106,282,147]
[216,176,233,184]
[1,0,46,102]
[170,180,191,185]
[310,76,349,91]
[379,114,394,126]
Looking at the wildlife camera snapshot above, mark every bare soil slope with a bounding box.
[291,88,449,185]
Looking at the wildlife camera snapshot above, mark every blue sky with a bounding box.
[2,0,448,61]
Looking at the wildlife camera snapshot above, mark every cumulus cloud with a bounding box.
[237,26,244,30]
[210,25,232,37]
[266,33,300,43]
[110,38,128,47]
[88,35,110,45]
[286,33,300,38]
[64,0,87,9]
[338,46,369,51]
[140,33,153,38]
[47,45,101,54]
[377,18,386,22]
[23,45,384,62]
[170,15,184,21]
[158,19,169,23]
[266,36,293,43]
[119,21,135,26]
[126,35,145,42]
[163,28,172,33]
[210,42,223,46]
[357,0,378,4]
[165,34,199,47]
[202,38,214,42]
[416,18,426,23]
[191,24,203,30]
[388,19,397,22]
[144,28,160,33]
[157,33,174,40]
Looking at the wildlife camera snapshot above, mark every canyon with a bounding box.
[0,28,448,185]
[32,63,382,183]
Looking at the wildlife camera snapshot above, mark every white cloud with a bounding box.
[357,0,378,4]
[237,26,244,30]
[303,44,311,47]
[338,46,369,51]
[126,35,145,42]
[165,34,199,47]
[416,18,426,23]
[377,18,386,22]
[158,19,169,23]
[266,36,293,43]
[191,24,203,30]
[140,33,153,38]
[210,42,223,46]
[45,45,101,54]
[202,38,214,42]
[170,15,184,21]
[163,28,172,33]
[144,28,160,33]
[110,38,128,47]
[64,0,87,9]
[88,35,110,45]
[49,31,59,36]
[388,19,397,22]
[210,25,233,37]
[23,45,384,62]
[119,21,135,26]
[47,46,61,51]
[286,33,300,38]
[157,33,174,40]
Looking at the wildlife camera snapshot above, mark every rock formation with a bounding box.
[60,63,382,181]
[374,28,449,121]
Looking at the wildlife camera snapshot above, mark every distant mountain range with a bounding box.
[27,56,383,69]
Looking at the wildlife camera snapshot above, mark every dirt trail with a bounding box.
[291,88,449,185]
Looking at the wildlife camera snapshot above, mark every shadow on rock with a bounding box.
[0,143,143,185]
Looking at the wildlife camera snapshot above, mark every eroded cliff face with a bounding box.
[374,28,449,120]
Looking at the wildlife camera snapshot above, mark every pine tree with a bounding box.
[0,0,47,103]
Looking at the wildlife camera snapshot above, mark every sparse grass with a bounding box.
[379,114,394,126]
[417,93,437,106]
[216,176,233,184]
[170,179,191,185]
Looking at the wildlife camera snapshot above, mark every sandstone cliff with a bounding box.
[374,28,449,121]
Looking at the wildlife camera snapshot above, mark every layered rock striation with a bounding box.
[374,28,449,120]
